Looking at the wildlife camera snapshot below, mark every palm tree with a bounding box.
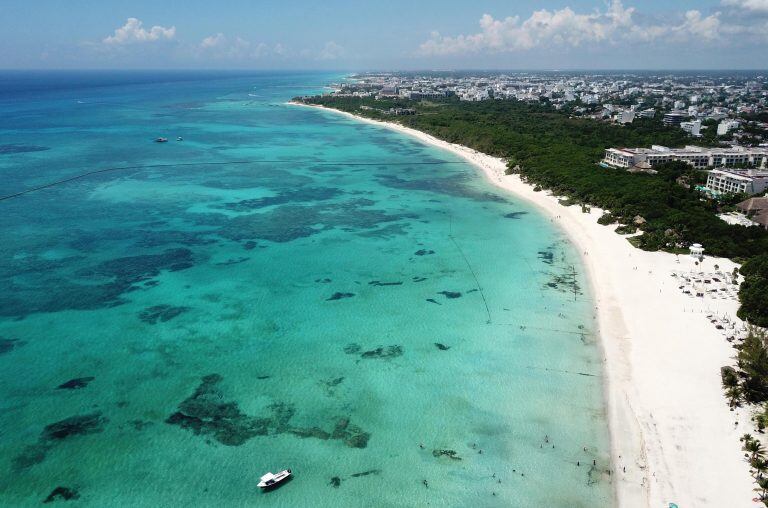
[745,438,764,461]
[755,476,768,502]
[754,457,768,478]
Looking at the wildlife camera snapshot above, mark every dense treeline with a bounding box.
[739,256,768,328]
[301,96,768,324]
[723,328,768,505]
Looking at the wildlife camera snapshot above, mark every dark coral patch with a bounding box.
[434,343,451,351]
[432,449,462,460]
[320,376,344,396]
[0,144,49,155]
[330,477,342,488]
[57,377,95,390]
[221,187,343,212]
[165,374,267,446]
[546,269,582,295]
[350,469,381,478]
[412,276,427,283]
[13,444,48,469]
[504,212,528,219]
[0,337,22,355]
[42,413,107,441]
[166,375,370,449]
[327,292,354,301]
[138,305,190,324]
[215,200,414,244]
[426,298,441,305]
[289,427,331,440]
[360,346,403,360]
[78,248,196,282]
[129,420,153,431]
[438,291,462,299]
[414,249,435,256]
[343,344,361,355]
[331,418,370,448]
[218,207,320,243]
[14,413,107,470]
[43,486,79,503]
[0,249,198,318]
[538,250,554,265]
[368,281,403,287]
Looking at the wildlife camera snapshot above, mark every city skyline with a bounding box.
[1,0,768,70]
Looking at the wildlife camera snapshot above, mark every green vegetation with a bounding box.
[726,329,768,505]
[739,256,768,328]
[737,330,768,404]
[741,433,768,504]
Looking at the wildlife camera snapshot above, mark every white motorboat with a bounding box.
[258,469,292,490]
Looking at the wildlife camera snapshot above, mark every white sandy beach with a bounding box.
[290,102,758,507]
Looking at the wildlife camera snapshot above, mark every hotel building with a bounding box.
[705,168,768,196]
[603,145,768,170]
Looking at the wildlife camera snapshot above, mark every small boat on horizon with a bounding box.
[155,137,168,143]
[258,469,292,490]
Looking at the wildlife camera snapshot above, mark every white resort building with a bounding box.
[680,120,702,137]
[603,145,768,170]
[705,168,768,196]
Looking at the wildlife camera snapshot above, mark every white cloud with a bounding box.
[103,18,176,45]
[419,1,635,55]
[102,18,176,45]
[722,0,768,13]
[675,10,722,41]
[200,33,226,49]
[196,34,280,60]
[418,1,726,55]
[317,41,345,61]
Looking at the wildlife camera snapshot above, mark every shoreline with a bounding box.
[290,101,758,507]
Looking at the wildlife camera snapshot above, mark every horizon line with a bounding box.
[1,67,767,73]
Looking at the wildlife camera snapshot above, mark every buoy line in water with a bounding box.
[449,233,493,324]
[0,159,469,202]
[447,212,493,324]
[493,323,593,337]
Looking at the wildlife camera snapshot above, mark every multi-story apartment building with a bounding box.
[603,145,768,170]
[705,168,768,195]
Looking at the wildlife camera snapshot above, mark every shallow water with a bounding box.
[0,71,612,507]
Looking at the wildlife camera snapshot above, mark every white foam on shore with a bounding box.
[289,101,758,507]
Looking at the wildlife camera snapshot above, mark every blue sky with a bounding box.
[1,0,766,69]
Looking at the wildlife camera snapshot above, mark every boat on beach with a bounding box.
[258,469,292,490]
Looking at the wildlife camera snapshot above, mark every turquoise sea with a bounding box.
[0,71,612,507]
